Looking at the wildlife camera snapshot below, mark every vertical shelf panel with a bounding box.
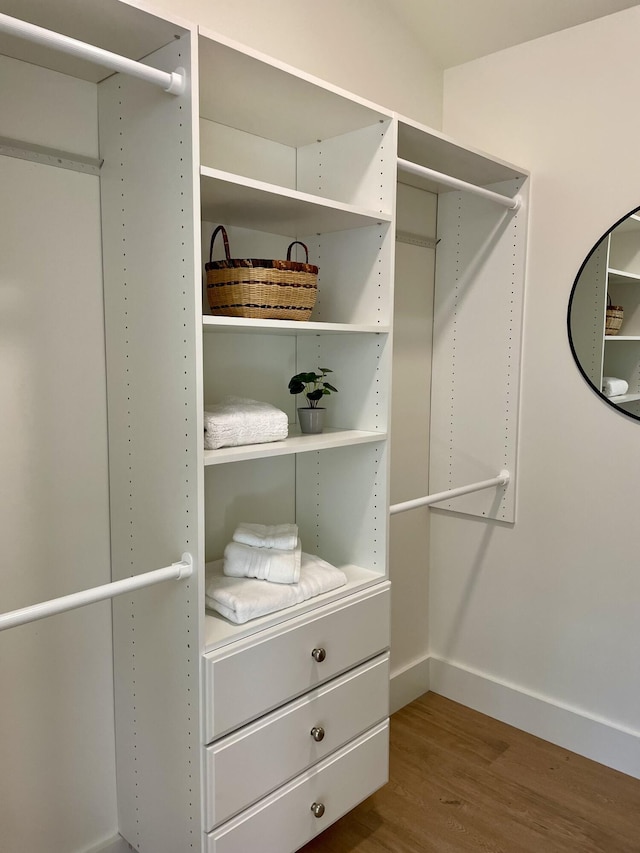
[429,178,528,522]
[295,443,387,575]
[306,224,394,326]
[295,333,390,433]
[297,120,395,212]
[99,35,203,853]
[569,236,608,389]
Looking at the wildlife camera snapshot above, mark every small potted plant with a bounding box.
[288,368,338,434]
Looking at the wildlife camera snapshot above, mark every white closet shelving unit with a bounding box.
[0,1,529,851]
[396,118,528,523]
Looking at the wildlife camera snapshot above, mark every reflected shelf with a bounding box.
[609,392,640,403]
[608,267,640,285]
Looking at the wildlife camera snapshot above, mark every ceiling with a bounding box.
[388,0,640,68]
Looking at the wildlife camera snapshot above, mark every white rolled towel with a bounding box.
[232,522,299,551]
[224,539,302,584]
[206,552,348,624]
[204,397,288,450]
[602,377,629,397]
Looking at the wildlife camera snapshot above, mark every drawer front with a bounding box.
[206,653,389,829]
[206,720,389,853]
[204,584,390,741]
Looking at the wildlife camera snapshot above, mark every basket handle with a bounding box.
[209,225,231,263]
[286,241,309,263]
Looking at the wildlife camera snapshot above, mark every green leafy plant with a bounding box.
[288,368,338,408]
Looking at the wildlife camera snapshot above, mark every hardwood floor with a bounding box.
[300,692,640,852]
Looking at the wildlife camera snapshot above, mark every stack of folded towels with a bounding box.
[204,397,288,450]
[224,522,302,584]
[205,522,347,624]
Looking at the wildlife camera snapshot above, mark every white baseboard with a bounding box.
[390,655,430,714]
[429,656,640,780]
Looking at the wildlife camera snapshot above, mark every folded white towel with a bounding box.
[232,522,299,551]
[204,397,288,450]
[602,377,629,397]
[206,553,348,624]
[224,539,302,584]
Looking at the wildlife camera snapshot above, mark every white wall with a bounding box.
[0,57,118,853]
[433,8,640,776]
[150,0,443,127]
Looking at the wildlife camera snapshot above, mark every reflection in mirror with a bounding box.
[568,206,640,420]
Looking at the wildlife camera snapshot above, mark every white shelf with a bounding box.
[608,267,640,284]
[397,116,528,193]
[0,0,187,83]
[200,166,391,236]
[609,392,640,403]
[202,316,389,335]
[203,562,386,651]
[204,428,386,465]
[604,335,640,340]
[198,31,391,149]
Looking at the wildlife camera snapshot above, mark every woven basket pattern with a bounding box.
[606,305,624,335]
[205,226,318,321]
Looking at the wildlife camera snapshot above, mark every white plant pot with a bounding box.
[297,407,325,434]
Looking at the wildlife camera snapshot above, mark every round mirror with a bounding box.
[568,205,640,420]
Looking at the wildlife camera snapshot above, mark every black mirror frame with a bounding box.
[567,203,640,422]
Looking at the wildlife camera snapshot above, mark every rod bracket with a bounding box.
[174,552,194,579]
[164,67,186,96]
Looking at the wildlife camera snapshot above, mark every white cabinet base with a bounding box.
[206,721,389,853]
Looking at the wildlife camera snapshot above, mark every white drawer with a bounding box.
[206,720,389,853]
[205,652,389,829]
[204,583,390,741]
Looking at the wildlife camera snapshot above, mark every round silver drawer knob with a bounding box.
[311,647,326,662]
[310,725,325,742]
[311,802,325,818]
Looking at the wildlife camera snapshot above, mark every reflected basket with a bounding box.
[606,303,624,336]
[205,225,318,321]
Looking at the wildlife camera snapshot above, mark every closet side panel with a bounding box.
[0,60,117,853]
[568,237,607,389]
[388,182,435,702]
[99,36,203,852]
[430,178,528,522]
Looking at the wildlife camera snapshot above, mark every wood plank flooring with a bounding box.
[300,692,640,853]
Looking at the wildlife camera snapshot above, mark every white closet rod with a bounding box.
[0,553,193,632]
[390,471,510,515]
[0,12,185,95]
[397,158,521,211]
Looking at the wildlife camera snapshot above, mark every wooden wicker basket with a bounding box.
[606,299,624,336]
[205,225,318,321]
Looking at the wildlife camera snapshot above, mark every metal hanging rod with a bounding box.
[390,471,510,516]
[0,12,185,95]
[0,553,193,632]
[397,158,521,212]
